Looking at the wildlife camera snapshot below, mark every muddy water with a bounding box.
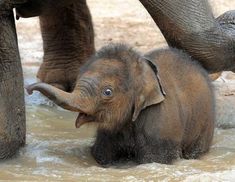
[0,76,234,182]
[0,106,235,181]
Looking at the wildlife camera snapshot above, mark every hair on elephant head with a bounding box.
[27,43,215,166]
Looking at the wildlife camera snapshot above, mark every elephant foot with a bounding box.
[0,139,25,159]
[37,64,78,92]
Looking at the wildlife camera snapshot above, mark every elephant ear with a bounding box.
[132,57,166,121]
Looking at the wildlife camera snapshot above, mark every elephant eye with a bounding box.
[103,88,113,97]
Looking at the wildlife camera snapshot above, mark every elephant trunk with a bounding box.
[140,0,235,73]
[26,83,84,112]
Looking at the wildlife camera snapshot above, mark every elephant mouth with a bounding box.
[75,112,95,128]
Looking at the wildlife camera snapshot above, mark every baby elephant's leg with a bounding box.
[91,132,120,167]
[182,131,213,159]
[183,98,214,159]
[135,138,181,164]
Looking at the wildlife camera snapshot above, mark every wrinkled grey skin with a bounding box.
[0,0,26,159]
[139,0,235,73]
[0,0,234,159]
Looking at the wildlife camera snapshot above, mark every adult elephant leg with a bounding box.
[0,9,26,159]
[15,0,75,18]
[37,0,95,91]
[139,0,235,73]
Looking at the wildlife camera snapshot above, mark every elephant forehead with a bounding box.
[79,72,130,93]
[92,59,126,71]
[84,59,129,79]
[81,71,127,86]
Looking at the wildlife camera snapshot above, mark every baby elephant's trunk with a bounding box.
[26,83,81,112]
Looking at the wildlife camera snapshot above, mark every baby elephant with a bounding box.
[27,44,215,166]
